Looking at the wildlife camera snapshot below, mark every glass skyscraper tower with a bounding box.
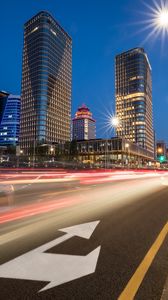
[20,11,72,153]
[115,48,154,158]
[0,91,21,146]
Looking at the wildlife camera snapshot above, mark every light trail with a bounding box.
[0,171,167,224]
[0,169,168,185]
[0,198,76,224]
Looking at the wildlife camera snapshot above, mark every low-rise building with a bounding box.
[77,137,154,167]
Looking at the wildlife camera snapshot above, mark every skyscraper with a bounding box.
[72,104,96,140]
[115,47,154,158]
[20,11,72,153]
[0,91,21,146]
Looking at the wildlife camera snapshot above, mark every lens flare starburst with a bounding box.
[100,111,122,137]
[158,9,168,27]
[140,0,168,44]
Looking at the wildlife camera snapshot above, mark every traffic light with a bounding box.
[159,155,165,163]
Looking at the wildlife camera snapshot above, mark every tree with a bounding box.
[6,145,16,155]
[70,140,78,159]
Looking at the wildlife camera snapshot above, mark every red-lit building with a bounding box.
[72,104,96,140]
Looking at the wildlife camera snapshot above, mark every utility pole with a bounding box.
[32,139,36,168]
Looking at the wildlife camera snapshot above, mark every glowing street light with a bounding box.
[50,146,54,155]
[125,143,130,167]
[103,115,121,169]
[157,147,163,153]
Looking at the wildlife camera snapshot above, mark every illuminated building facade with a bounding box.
[76,137,154,167]
[20,11,72,153]
[72,104,96,140]
[115,48,154,158]
[0,91,21,146]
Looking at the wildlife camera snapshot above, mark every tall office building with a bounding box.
[20,11,72,153]
[72,104,96,140]
[115,48,154,157]
[0,91,21,146]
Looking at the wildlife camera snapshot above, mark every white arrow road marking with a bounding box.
[0,221,101,293]
[59,220,100,239]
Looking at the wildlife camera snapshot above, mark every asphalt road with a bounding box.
[0,173,168,300]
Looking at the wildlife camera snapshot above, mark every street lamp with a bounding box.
[157,147,163,154]
[125,143,130,167]
[32,139,36,168]
[50,147,54,153]
[16,147,24,168]
[104,115,121,169]
[49,146,54,163]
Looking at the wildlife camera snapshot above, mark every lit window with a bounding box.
[50,28,57,36]
[30,26,39,34]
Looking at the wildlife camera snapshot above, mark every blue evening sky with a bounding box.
[0,0,167,141]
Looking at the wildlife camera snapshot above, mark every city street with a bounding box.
[1,1,168,299]
[0,170,168,300]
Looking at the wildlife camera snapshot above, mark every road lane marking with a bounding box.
[0,221,101,293]
[118,221,168,300]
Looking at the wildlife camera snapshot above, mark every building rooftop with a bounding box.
[73,104,95,122]
[0,91,9,97]
[24,10,72,41]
